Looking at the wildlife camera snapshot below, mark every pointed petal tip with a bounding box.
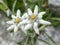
[36,32,39,35]
[27,8,32,11]
[16,9,21,18]
[33,22,40,35]
[34,5,38,15]
[46,22,51,25]
[17,9,20,12]
[27,8,32,15]
[17,9,21,14]
[41,11,46,14]
[39,19,51,25]
[35,5,38,8]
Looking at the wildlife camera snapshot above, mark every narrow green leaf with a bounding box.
[24,36,28,45]
[0,3,8,12]
[38,0,43,11]
[39,25,47,31]
[51,17,60,21]
[3,0,15,10]
[12,0,17,13]
[38,39,52,45]
[45,33,56,44]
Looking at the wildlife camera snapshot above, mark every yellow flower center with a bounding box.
[15,18,20,23]
[30,14,36,20]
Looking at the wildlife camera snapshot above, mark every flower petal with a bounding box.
[20,25,25,30]
[20,25,27,34]
[11,15,16,19]
[24,24,32,31]
[33,22,39,34]
[39,19,51,25]
[16,9,21,18]
[38,12,46,19]
[18,19,30,26]
[28,8,32,16]
[6,20,14,24]
[22,13,29,19]
[7,25,14,30]
[34,5,38,15]
[14,25,18,32]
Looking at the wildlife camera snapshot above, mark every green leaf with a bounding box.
[38,39,52,45]
[51,17,60,21]
[39,25,47,31]
[3,0,14,10]
[0,3,8,12]
[51,20,60,26]
[15,0,25,13]
[24,36,28,45]
[3,0,25,13]
[45,33,56,44]
[38,0,43,11]
[12,0,17,13]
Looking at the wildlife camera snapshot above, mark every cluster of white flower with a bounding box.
[6,5,51,34]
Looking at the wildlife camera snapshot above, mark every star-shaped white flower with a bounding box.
[6,9,29,33]
[23,5,51,34]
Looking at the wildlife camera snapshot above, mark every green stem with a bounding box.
[51,17,60,21]
[1,1,8,9]
[12,0,17,14]
[23,0,27,10]
[24,36,28,45]
[31,37,35,45]
[38,0,43,11]
[38,39,52,45]
[39,25,47,31]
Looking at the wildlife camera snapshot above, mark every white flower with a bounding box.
[23,5,51,34]
[6,9,28,33]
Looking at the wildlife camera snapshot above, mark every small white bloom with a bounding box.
[6,9,28,33]
[23,5,51,34]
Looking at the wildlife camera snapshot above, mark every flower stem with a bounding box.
[1,1,8,9]
[24,36,28,45]
[39,25,47,31]
[12,0,17,14]
[23,0,27,10]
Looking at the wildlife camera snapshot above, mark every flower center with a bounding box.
[15,18,20,23]
[30,14,36,20]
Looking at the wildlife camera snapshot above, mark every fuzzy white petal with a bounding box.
[22,13,28,19]
[28,8,32,15]
[11,15,16,19]
[16,9,21,18]
[20,25,25,30]
[18,19,30,26]
[24,24,32,31]
[7,25,14,30]
[38,12,46,19]
[6,20,14,24]
[14,25,18,32]
[20,25,27,34]
[39,19,51,25]
[34,5,38,15]
[33,22,39,34]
